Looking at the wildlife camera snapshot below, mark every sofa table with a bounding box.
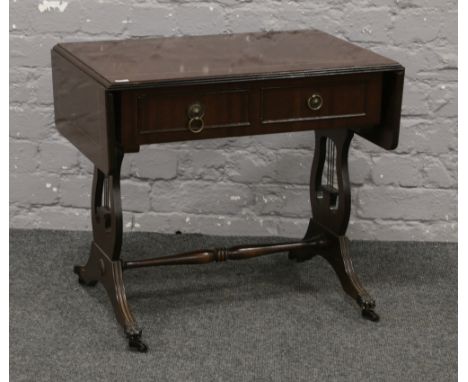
[51,29,404,352]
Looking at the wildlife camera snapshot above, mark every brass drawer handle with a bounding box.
[307,94,323,111]
[187,102,205,133]
[188,116,204,133]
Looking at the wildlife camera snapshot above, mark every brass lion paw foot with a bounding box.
[357,296,380,322]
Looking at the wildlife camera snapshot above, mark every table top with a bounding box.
[53,29,402,89]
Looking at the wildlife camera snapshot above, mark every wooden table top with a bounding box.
[53,29,402,89]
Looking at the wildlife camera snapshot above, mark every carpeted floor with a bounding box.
[10,229,457,381]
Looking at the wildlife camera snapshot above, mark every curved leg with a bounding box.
[74,151,148,352]
[320,235,379,321]
[292,129,379,321]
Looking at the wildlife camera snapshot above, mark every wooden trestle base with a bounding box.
[73,129,380,353]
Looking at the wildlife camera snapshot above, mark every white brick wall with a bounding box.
[9,0,458,241]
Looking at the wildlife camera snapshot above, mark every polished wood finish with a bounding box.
[119,72,384,149]
[260,73,381,125]
[358,69,405,150]
[51,29,404,352]
[53,30,400,87]
[51,50,114,173]
[123,236,328,270]
[139,89,249,134]
[288,128,379,321]
[52,29,404,170]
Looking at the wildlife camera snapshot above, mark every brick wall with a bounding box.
[10,0,458,241]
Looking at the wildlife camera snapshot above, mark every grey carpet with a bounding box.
[10,229,457,382]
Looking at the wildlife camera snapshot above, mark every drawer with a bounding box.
[119,73,384,150]
[261,73,382,127]
[136,88,250,134]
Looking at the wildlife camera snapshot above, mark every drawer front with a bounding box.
[119,73,383,150]
[261,73,382,127]
[137,88,249,134]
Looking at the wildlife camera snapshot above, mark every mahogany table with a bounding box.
[51,29,404,352]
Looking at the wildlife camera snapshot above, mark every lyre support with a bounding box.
[289,129,379,321]
[311,128,353,235]
[73,129,379,354]
[73,150,148,352]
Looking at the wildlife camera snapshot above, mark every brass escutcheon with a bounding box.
[307,94,323,111]
[187,102,205,133]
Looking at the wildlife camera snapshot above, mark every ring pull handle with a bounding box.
[188,116,204,133]
[187,102,205,133]
[307,93,323,111]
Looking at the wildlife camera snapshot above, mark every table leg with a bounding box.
[73,151,148,352]
[289,129,379,321]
